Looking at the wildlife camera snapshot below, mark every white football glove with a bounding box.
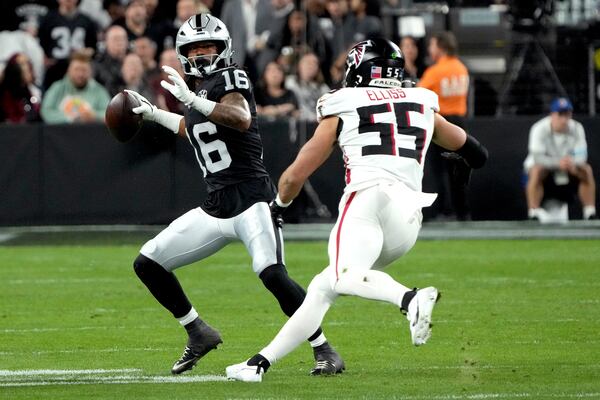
[160,65,216,115]
[124,89,182,134]
[125,89,157,121]
[160,65,196,106]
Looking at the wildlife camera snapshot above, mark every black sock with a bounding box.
[133,254,193,318]
[247,354,270,372]
[259,264,324,342]
[401,288,418,313]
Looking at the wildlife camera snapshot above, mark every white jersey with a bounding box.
[316,86,439,193]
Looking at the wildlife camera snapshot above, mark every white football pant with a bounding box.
[260,182,434,364]
[140,201,283,275]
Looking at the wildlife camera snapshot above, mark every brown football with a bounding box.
[105,91,143,143]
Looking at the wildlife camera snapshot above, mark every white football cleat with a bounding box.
[406,286,440,346]
[226,360,264,382]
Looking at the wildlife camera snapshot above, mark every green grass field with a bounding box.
[1,237,599,399]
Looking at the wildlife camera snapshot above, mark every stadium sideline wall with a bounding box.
[1,117,599,225]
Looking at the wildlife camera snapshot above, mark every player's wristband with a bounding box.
[188,95,216,116]
[275,194,293,208]
[152,109,182,134]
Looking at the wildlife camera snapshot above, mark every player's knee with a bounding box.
[307,269,337,304]
[259,263,307,316]
[259,264,293,291]
[333,268,365,296]
[133,254,164,278]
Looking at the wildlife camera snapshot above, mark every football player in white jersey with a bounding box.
[226,38,488,382]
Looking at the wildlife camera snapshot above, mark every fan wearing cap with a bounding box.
[524,98,596,220]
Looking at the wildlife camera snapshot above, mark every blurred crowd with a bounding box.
[0,0,429,124]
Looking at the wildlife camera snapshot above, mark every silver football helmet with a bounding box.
[175,14,233,77]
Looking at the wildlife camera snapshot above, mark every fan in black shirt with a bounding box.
[255,61,299,119]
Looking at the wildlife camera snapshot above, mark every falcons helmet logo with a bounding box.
[347,40,373,68]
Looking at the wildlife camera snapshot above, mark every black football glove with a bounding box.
[441,151,473,187]
[269,200,287,229]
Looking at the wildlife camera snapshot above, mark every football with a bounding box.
[105,91,143,143]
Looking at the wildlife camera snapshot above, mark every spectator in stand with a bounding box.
[220,0,274,82]
[150,48,185,114]
[319,0,353,64]
[0,53,42,123]
[94,24,129,96]
[133,36,158,75]
[114,0,147,40]
[102,0,126,25]
[347,0,381,44]
[524,98,597,221]
[285,52,329,122]
[255,61,299,119]
[0,30,46,87]
[399,36,425,81]
[418,31,471,220]
[117,52,154,102]
[328,49,349,88]
[254,0,295,74]
[41,50,110,124]
[79,0,112,30]
[38,0,98,91]
[269,9,330,77]
[112,0,173,58]
[174,0,209,28]
[142,0,177,53]
[0,0,56,36]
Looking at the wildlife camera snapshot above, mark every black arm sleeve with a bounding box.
[456,135,488,169]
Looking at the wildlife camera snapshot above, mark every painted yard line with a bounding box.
[1,326,130,333]
[1,324,167,333]
[0,348,167,356]
[7,278,122,285]
[28,347,169,355]
[2,375,227,383]
[0,374,228,387]
[0,369,141,376]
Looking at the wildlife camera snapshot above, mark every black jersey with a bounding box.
[184,66,275,218]
[38,10,97,60]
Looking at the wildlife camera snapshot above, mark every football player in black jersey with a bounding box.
[125,14,344,376]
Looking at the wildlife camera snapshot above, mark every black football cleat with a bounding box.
[171,322,222,374]
[310,342,345,375]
